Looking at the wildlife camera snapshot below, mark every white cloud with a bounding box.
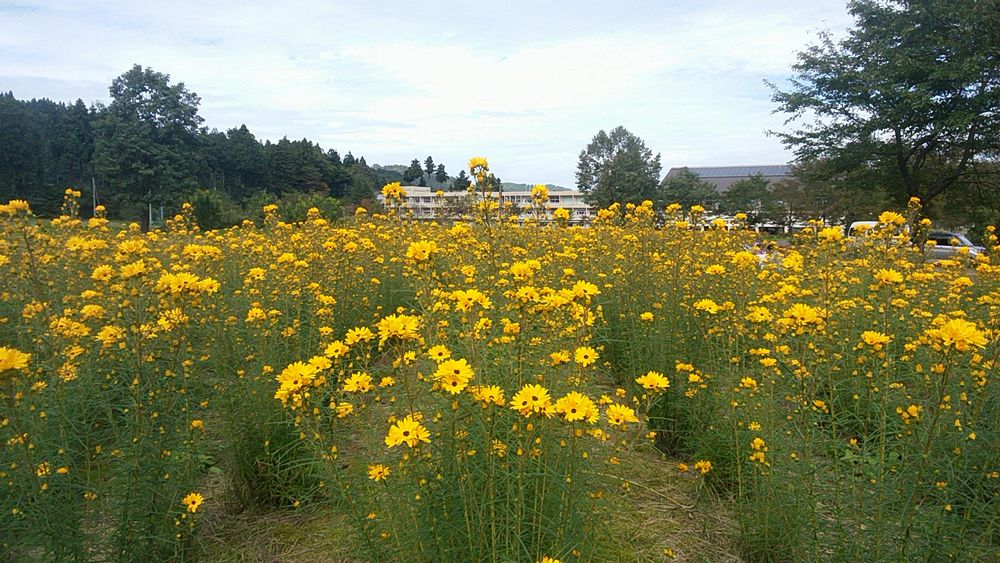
[0,0,854,186]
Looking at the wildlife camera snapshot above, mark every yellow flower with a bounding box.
[427,345,451,362]
[549,350,570,366]
[405,240,438,262]
[367,464,391,481]
[324,340,350,358]
[778,303,826,333]
[246,307,268,323]
[0,347,31,372]
[925,318,988,352]
[492,439,508,457]
[860,331,892,349]
[571,280,600,300]
[1,199,31,215]
[182,492,205,513]
[450,289,492,312]
[745,306,773,323]
[375,314,421,346]
[276,361,318,390]
[433,358,475,394]
[381,182,407,201]
[510,383,552,417]
[531,184,549,203]
[334,402,354,418]
[693,298,720,314]
[635,371,670,392]
[308,355,332,372]
[91,264,114,282]
[878,211,906,225]
[554,391,599,423]
[897,404,922,424]
[385,415,431,448]
[119,259,147,279]
[509,259,541,280]
[502,320,521,335]
[468,156,489,172]
[693,460,712,474]
[156,308,189,332]
[817,226,844,242]
[343,372,374,393]
[605,403,638,426]
[344,326,376,346]
[639,311,654,322]
[155,272,219,295]
[874,268,904,285]
[749,437,768,464]
[574,346,598,367]
[471,385,506,407]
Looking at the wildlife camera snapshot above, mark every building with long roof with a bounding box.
[664,165,793,192]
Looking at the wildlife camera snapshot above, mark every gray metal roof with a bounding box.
[667,165,792,178]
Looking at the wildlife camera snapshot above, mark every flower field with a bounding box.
[2,183,999,561]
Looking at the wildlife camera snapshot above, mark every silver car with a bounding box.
[924,231,984,259]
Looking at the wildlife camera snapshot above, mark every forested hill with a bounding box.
[0,77,486,220]
[0,89,413,217]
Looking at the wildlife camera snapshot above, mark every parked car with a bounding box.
[846,222,984,260]
[924,231,984,259]
[846,221,879,238]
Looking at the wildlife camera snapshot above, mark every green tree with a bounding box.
[0,93,96,215]
[346,167,377,204]
[223,124,267,197]
[659,168,719,208]
[575,126,662,208]
[771,0,1000,205]
[768,178,809,227]
[435,163,448,184]
[92,65,204,226]
[789,159,893,225]
[451,169,471,191]
[403,159,423,183]
[424,156,435,178]
[720,174,772,223]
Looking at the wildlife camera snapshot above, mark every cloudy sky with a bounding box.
[1,1,854,187]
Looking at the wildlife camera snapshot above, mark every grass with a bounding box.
[195,442,743,562]
[600,449,742,562]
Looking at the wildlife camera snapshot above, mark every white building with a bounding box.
[380,186,594,224]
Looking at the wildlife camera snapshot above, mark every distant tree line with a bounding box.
[577,123,998,235]
[0,65,460,226]
[573,127,871,226]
